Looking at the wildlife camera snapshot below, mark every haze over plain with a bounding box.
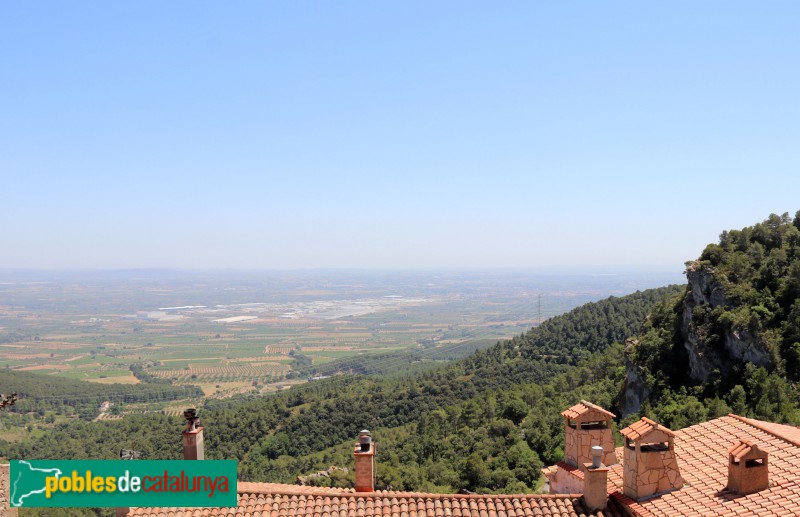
[2,2,799,270]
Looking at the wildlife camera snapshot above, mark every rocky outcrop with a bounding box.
[297,466,348,486]
[620,262,772,415]
[681,284,717,383]
[620,339,650,418]
[723,327,770,365]
[686,266,727,308]
[681,264,771,384]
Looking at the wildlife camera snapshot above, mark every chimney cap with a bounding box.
[729,438,768,461]
[590,446,604,468]
[184,408,200,432]
[620,417,677,441]
[561,400,616,421]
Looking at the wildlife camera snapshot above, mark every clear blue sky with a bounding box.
[2,2,799,270]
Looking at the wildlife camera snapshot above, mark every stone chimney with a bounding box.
[581,445,609,512]
[0,464,18,516]
[182,408,204,460]
[620,417,683,500]
[727,439,768,495]
[561,400,616,468]
[353,430,375,492]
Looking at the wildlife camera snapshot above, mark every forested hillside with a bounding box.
[0,368,202,419]
[0,285,679,494]
[623,212,800,429]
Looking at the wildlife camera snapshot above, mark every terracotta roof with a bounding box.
[557,414,800,516]
[618,417,676,441]
[551,448,626,486]
[561,400,616,422]
[731,415,800,447]
[127,485,617,517]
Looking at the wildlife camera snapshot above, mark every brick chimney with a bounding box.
[183,408,204,460]
[620,417,683,500]
[561,400,616,468]
[581,445,609,512]
[353,430,375,492]
[727,439,768,495]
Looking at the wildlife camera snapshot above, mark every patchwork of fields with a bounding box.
[0,270,678,405]
[0,295,544,399]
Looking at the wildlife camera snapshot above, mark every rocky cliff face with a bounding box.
[620,339,649,418]
[620,263,771,416]
[682,264,771,383]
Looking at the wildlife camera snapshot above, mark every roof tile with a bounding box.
[606,415,800,516]
[130,491,599,517]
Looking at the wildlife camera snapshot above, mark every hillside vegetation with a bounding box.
[4,213,799,498]
[0,368,202,419]
[624,212,800,428]
[0,285,679,494]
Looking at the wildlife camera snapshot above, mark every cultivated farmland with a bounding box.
[0,269,679,402]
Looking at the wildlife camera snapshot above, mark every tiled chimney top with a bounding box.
[729,438,764,461]
[561,400,616,422]
[620,417,683,500]
[728,438,769,495]
[620,417,676,444]
[561,400,616,469]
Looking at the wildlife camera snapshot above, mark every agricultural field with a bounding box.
[0,297,534,397]
[0,269,681,403]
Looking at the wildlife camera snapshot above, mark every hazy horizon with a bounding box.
[4,3,799,270]
[0,264,683,273]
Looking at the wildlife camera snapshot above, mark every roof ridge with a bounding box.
[236,482,584,499]
[728,414,800,448]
